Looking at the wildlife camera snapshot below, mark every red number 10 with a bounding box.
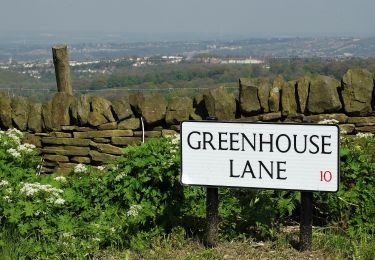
[320,170,332,182]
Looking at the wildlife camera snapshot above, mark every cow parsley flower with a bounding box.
[7,148,21,158]
[318,119,339,125]
[54,198,65,205]
[127,205,142,217]
[18,143,36,153]
[54,176,67,182]
[115,172,126,181]
[74,163,87,174]
[356,132,374,138]
[0,180,9,186]
[96,165,105,171]
[20,182,63,197]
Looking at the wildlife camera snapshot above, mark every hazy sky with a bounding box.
[1,0,374,37]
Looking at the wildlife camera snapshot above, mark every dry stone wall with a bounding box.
[1,68,375,174]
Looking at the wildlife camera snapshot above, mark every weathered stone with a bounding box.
[162,129,178,137]
[71,156,91,164]
[347,117,375,125]
[304,114,348,123]
[297,77,310,114]
[41,137,91,146]
[261,112,282,121]
[355,126,375,133]
[133,131,161,138]
[112,100,133,120]
[269,87,281,112]
[111,137,142,146]
[88,112,108,127]
[193,94,208,119]
[42,102,53,131]
[74,127,95,132]
[283,113,304,122]
[34,133,50,137]
[170,125,181,131]
[339,124,355,134]
[152,126,163,131]
[98,122,118,130]
[60,125,77,131]
[93,138,110,143]
[203,87,236,120]
[118,118,140,130]
[90,142,123,155]
[130,93,167,125]
[281,81,297,115]
[50,132,72,138]
[22,133,42,147]
[234,115,260,122]
[43,161,58,167]
[341,69,374,116]
[89,150,116,163]
[50,92,75,128]
[73,130,133,138]
[307,75,342,114]
[42,146,90,156]
[44,154,69,162]
[189,112,202,121]
[239,78,261,115]
[54,166,73,175]
[11,96,30,130]
[90,96,115,122]
[71,95,90,126]
[0,92,12,129]
[165,97,193,125]
[27,102,43,133]
[41,167,54,174]
[273,75,285,89]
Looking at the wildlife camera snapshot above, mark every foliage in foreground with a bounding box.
[0,129,374,259]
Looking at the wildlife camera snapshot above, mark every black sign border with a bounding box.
[179,120,340,193]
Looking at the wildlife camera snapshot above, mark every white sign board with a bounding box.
[181,121,339,192]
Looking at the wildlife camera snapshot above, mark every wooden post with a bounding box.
[300,191,313,251]
[205,116,219,247]
[206,187,219,247]
[52,45,73,94]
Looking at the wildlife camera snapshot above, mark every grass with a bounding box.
[93,227,375,260]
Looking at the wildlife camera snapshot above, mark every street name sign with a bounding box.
[180,121,339,192]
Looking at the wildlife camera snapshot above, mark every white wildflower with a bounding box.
[115,172,126,181]
[340,129,348,135]
[18,143,36,153]
[7,148,21,158]
[318,119,339,125]
[92,237,101,242]
[170,134,180,145]
[356,132,374,138]
[74,163,87,174]
[20,182,63,197]
[54,198,65,205]
[0,180,9,186]
[3,196,11,202]
[62,232,72,238]
[127,205,142,217]
[54,176,67,182]
[96,165,105,171]
[6,128,22,143]
[110,227,116,233]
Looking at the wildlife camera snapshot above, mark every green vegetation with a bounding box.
[0,130,374,258]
